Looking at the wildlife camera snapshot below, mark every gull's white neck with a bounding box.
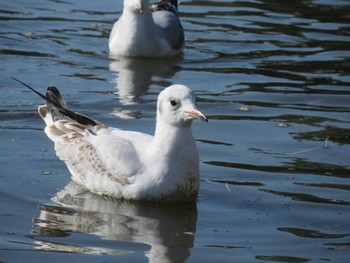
[121,6,157,43]
[151,120,195,156]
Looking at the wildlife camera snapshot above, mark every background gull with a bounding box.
[13,77,207,202]
[109,0,185,57]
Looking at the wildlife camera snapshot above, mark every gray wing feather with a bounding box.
[153,11,184,50]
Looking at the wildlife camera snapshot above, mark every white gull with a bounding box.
[109,0,184,57]
[13,77,207,202]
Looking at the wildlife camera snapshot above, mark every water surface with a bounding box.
[0,0,349,262]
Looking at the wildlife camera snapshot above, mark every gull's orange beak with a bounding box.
[136,3,144,13]
[187,109,208,122]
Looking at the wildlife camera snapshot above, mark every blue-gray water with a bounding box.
[1,0,349,262]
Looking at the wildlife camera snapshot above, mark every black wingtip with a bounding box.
[10,76,47,101]
[152,0,179,13]
[11,76,65,111]
[11,76,98,127]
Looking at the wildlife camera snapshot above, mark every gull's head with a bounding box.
[157,85,208,127]
[124,0,147,14]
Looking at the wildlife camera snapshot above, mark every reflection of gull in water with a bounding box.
[33,181,197,262]
[109,56,181,106]
[32,239,125,256]
[109,0,184,57]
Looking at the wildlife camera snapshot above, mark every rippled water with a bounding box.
[1,0,349,262]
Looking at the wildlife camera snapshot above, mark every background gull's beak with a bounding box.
[187,109,208,122]
[136,3,144,13]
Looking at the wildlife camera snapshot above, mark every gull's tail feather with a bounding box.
[46,85,68,111]
[11,76,97,127]
[44,85,97,127]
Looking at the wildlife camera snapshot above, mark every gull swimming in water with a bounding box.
[109,0,184,57]
[12,77,207,202]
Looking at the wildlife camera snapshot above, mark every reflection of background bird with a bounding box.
[109,0,184,57]
[109,56,181,107]
[33,181,197,262]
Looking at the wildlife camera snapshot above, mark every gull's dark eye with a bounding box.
[170,99,178,107]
